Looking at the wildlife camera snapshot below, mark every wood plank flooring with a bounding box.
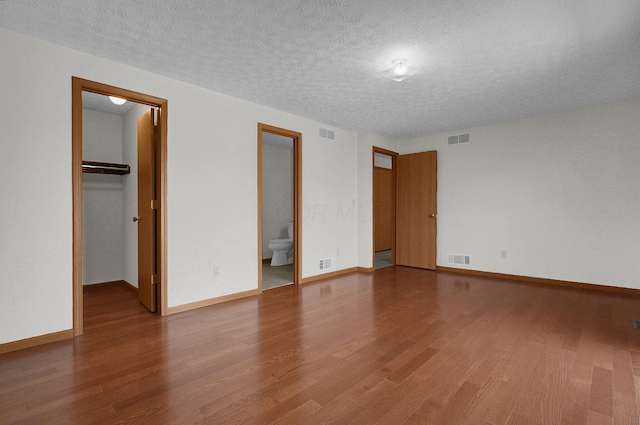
[1,267,640,424]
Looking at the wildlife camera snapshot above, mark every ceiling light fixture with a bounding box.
[109,96,127,105]
[382,59,417,82]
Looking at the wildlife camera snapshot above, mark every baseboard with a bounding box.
[0,329,74,354]
[166,289,262,315]
[262,258,271,263]
[357,267,374,273]
[436,266,640,296]
[302,267,372,284]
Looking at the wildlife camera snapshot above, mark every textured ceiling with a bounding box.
[2,0,640,139]
[83,92,137,116]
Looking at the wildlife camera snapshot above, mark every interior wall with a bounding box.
[397,97,640,289]
[0,28,359,344]
[82,109,124,285]
[262,142,293,259]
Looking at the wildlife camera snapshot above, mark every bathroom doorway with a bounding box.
[257,124,302,290]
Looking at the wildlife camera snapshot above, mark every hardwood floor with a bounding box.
[2,268,640,424]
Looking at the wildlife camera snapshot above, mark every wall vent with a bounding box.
[319,258,333,270]
[319,127,335,140]
[447,254,471,266]
[447,133,471,145]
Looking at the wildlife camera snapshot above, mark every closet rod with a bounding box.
[82,161,130,175]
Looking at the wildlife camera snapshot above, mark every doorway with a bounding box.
[373,148,397,269]
[258,124,302,290]
[72,77,168,336]
[372,147,438,270]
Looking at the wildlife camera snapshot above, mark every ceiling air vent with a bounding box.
[447,133,470,145]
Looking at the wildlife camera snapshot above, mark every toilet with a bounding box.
[268,223,293,266]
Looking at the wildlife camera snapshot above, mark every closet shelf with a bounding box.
[82,161,130,175]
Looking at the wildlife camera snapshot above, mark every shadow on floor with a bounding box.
[262,263,293,290]
[375,249,392,269]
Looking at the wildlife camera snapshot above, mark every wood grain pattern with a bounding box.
[1,270,639,424]
[374,166,394,251]
[137,108,157,312]
[395,151,437,270]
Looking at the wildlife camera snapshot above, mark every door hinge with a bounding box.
[151,199,158,210]
[151,274,158,285]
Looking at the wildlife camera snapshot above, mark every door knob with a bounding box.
[132,216,140,222]
[430,213,437,218]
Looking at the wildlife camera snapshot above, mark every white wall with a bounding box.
[82,109,125,285]
[262,142,293,259]
[396,98,640,289]
[0,28,359,344]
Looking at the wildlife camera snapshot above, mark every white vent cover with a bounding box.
[447,133,471,145]
[319,258,333,270]
[447,254,471,266]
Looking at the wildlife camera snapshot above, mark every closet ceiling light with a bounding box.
[109,96,127,105]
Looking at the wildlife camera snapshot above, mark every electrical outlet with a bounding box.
[500,250,508,259]
[214,267,221,276]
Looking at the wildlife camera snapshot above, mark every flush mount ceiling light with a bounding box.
[108,96,127,105]
[381,59,417,82]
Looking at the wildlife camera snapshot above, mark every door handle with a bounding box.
[430,213,437,218]
[133,216,140,222]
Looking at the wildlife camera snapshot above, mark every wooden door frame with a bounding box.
[372,147,398,268]
[257,124,302,289]
[72,77,168,336]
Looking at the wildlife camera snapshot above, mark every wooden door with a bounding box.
[137,109,157,312]
[396,151,437,269]
[374,167,394,251]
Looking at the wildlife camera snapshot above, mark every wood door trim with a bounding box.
[257,123,302,289]
[72,77,168,337]
[373,146,398,157]
[372,147,398,267]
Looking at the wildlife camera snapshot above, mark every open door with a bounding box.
[137,109,157,312]
[73,77,168,335]
[395,151,437,269]
[374,166,394,251]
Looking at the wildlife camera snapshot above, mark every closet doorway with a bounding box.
[257,124,302,290]
[72,77,168,336]
[372,147,438,270]
[373,147,397,269]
